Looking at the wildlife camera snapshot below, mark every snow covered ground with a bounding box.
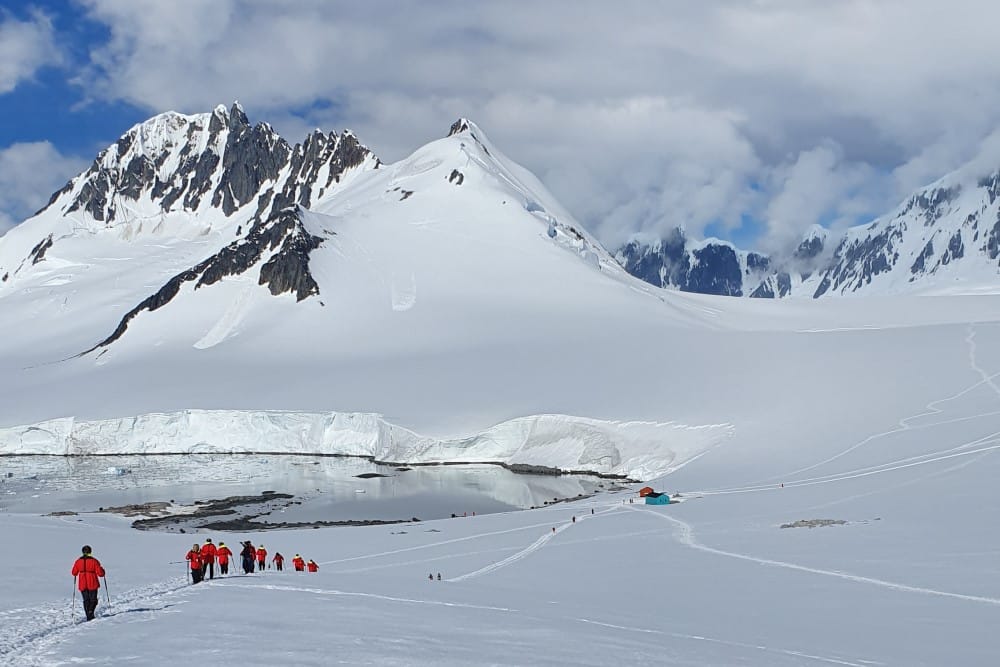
[2,115,1000,664]
[4,439,999,666]
[5,307,1000,665]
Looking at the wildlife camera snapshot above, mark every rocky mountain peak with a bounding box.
[40,103,378,229]
[448,118,472,136]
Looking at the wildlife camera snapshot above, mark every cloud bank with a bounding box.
[8,1,1000,253]
[0,9,60,95]
[0,142,87,233]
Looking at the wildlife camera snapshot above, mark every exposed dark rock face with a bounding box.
[41,103,382,353]
[448,169,464,185]
[50,103,377,230]
[83,207,323,354]
[614,166,1000,299]
[29,234,53,265]
[987,212,1000,261]
[812,226,903,297]
[615,228,744,296]
[944,230,964,264]
[910,240,934,275]
[746,252,769,272]
[898,185,960,227]
[449,119,471,136]
[616,228,689,290]
[688,244,743,296]
[749,272,791,299]
[795,235,825,261]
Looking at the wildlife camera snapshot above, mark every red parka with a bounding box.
[186,549,202,570]
[307,560,318,572]
[256,547,267,562]
[200,542,217,563]
[71,555,105,591]
[272,553,284,565]
[292,556,305,571]
[216,545,233,565]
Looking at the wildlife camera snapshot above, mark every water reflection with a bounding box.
[0,455,606,521]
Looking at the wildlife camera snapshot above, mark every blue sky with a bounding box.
[3,1,1000,254]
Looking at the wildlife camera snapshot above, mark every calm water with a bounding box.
[0,455,607,522]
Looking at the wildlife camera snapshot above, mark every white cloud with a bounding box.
[0,142,87,234]
[762,143,893,255]
[69,1,1000,251]
[0,9,61,94]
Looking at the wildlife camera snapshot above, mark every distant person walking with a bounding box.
[272,552,285,571]
[256,545,268,571]
[186,544,204,584]
[216,542,233,575]
[240,542,255,574]
[292,554,305,572]
[200,538,217,580]
[71,545,106,621]
[307,559,319,572]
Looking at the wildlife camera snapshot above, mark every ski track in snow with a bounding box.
[0,576,191,665]
[632,505,1000,607]
[221,566,876,666]
[966,323,1000,402]
[447,506,620,582]
[331,545,523,574]
[768,323,1000,481]
[216,581,518,612]
[574,618,879,667]
[318,514,587,568]
[697,429,1000,496]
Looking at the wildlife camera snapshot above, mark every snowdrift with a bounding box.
[0,409,732,480]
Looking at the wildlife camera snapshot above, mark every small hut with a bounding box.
[644,492,672,505]
[638,486,654,497]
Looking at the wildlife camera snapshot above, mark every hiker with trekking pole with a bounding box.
[186,543,204,584]
[70,545,106,621]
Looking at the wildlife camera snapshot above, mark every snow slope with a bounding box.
[1,108,1000,664]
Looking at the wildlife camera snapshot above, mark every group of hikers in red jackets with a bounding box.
[185,538,317,583]
[70,539,320,621]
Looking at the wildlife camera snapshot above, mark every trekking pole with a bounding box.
[102,576,110,604]
[71,576,77,615]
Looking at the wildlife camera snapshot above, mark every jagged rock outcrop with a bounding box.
[615,228,770,297]
[617,161,1000,299]
[82,207,323,354]
[45,103,377,229]
[0,103,382,354]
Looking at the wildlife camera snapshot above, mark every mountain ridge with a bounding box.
[617,161,1000,298]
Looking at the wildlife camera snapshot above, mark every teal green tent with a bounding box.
[644,492,671,505]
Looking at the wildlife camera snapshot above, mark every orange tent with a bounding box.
[638,486,654,497]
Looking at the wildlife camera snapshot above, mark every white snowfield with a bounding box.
[2,115,1000,664]
[0,410,731,479]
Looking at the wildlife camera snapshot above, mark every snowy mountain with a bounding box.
[3,107,1000,665]
[0,105,725,478]
[811,172,1000,297]
[0,103,380,351]
[615,225,830,298]
[618,162,1000,298]
[1,104,999,481]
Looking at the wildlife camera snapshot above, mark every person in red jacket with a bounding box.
[186,544,204,584]
[256,545,267,571]
[292,554,305,571]
[307,559,318,573]
[71,545,106,621]
[216,541,233,575]
[200,538,218,580]
[272,552,285,571]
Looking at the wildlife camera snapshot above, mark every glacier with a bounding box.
[0,410,732,480]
